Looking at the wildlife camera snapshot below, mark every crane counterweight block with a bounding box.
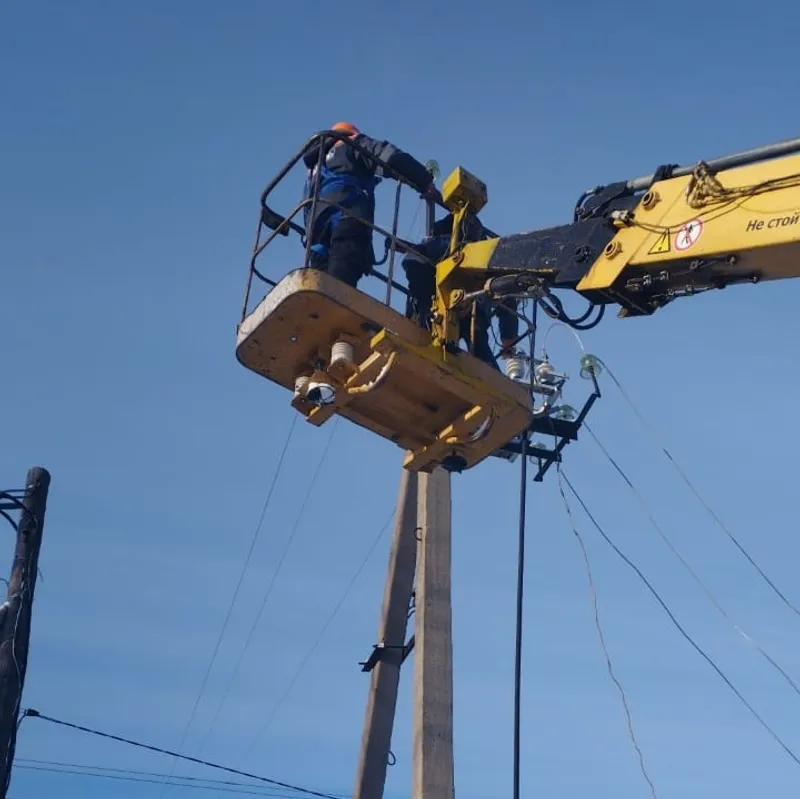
[235,269,534,473]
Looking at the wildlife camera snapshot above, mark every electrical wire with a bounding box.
[558,472,800,769]
[585,423,800,699]
[555,468,658,799]
[13,762,324,797]
[191,420,340,767]
[20,710,342,799]
[158,414,299,796]
[242,510,395,758]
[512,299,535,799]
[15,757,306,793]
[541,321,587,360]
[594,357,800,620]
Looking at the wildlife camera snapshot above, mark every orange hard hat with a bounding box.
[331,121,360,139]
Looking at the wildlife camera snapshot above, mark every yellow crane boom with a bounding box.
[237,134,800,474]
[433,136,800,336]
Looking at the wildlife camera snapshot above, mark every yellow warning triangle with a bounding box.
[648,230,671,255]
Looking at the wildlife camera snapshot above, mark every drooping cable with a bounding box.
[158,415,299,796]
[15,757,312,795]
[585,423,800,699]
[191,420,340,766]
[14,761,325,797]
[21,710,342,799]
[558,472,800,768]
[242,510,395,756]
[555,468,659,799]
[595,357,800,620]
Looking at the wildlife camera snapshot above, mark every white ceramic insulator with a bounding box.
[294,375,310,397]
[506,356,526,382]
[331,340,354,367]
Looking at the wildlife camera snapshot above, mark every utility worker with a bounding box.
[401,214,519,371]
[300,122,441,289]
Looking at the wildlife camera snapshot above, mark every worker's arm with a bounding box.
[302,141,326,169]
[356,136,436,194]
[495,298,519,356]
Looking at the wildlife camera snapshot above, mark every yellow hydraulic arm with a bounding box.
[236,133,800,476]
[430,136,800,348]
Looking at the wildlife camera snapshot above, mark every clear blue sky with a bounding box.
[3,1,800,797]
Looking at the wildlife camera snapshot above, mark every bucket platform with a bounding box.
[236,269,534,472]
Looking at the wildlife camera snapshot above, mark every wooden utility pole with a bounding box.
[0,467,51,798]
[412,468,454,799]
[353,468,419,798]
[354,466,455,799]
[354,197,455,799]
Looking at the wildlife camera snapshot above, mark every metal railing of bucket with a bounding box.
[240,129,442,324]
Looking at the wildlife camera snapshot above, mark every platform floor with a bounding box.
[236,269,533,470]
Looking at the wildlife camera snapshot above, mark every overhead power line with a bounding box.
[242,509,395,760]
[595,356,800,620]
[559,472,800,770]
[555,468,658,799]
[20,709,341,799]
[193,420,339,765]
[15,757,310,795]
[159,415,299,795]
[585,422,800,699]
[14,761,325,797]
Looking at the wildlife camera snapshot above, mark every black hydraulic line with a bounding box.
[626,136,800,192]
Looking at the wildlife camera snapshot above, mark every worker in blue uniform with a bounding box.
[401,213,519,371]
[299,122,440,288]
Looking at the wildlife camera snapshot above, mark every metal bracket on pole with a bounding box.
[359,636,416,673]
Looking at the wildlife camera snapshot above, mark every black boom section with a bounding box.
[484,184,640,288]
[484,219,615,288]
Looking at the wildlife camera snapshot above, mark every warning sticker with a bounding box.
[648,230,671,255]
[674,219,703,251]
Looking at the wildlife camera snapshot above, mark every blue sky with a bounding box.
[3,0,800,797]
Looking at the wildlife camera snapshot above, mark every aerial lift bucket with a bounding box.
[235,269,534,472]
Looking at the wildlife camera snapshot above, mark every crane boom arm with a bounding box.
[435,137,800,325]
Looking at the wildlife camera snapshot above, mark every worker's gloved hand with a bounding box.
[422,183,442,204]
[498,339,517,360]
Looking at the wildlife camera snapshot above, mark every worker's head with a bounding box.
[330,121,360,140]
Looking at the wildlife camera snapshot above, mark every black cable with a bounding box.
[585,423,800,699]
[558,473,800,769]
[246,510,394,748]
[512,431,527,799]
[212,420,340,766]
[535,294,605,331]
[156,414,299,795]
[14,763,321,797]
[596,357,800,620]
[512,299,536,799]
[555,469,658,799]
[16,757,298,790]
[21,710,341,799]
